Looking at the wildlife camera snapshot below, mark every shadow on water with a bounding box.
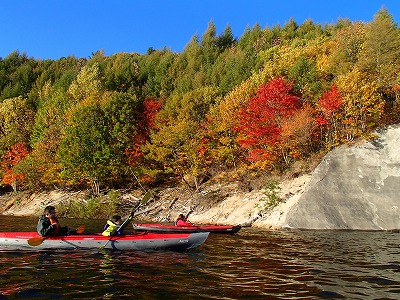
[0,216,399,299]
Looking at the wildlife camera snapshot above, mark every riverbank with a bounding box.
[2,124,399,230]
[0,173,312,229]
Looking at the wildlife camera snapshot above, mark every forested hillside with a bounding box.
[1,8,399,194]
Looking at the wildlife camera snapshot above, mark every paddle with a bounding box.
[99,191,151,250]
[28,225,85,246]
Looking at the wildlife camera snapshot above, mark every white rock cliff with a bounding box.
[284,124,400,230]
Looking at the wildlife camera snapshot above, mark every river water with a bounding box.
[0,216,399,299]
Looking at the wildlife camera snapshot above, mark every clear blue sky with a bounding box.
[0,0,398,60]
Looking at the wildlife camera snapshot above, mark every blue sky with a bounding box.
[0,0,399,60]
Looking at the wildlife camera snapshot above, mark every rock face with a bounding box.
[284,125,400,230]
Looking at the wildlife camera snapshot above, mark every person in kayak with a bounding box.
[37,205,73,237]
[175,213,194,227]
[102,215,130,236]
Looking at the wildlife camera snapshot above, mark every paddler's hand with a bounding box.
[50,218,60,226]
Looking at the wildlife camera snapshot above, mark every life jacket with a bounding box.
[176,219,193,227]
[102,220,119,236]
[50,217,60,235]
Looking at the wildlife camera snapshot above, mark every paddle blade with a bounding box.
[76,226,85,234]
[141,191,151,205]
[27,237,45,246]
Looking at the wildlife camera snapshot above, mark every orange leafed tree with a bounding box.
[280,105,318,164]
[1,142,30,191]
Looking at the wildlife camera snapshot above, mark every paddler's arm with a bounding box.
[37,219,56,237]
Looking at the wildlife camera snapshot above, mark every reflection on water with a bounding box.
[0,216,399,299]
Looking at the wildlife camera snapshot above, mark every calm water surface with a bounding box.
[0,216,399,299]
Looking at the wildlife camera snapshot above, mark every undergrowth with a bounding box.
[58,190,120,219]
[258,180,283,213]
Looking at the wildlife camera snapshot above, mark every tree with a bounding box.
[34,55,81,93]
[170,35,202,94]
[317,85,344,147]
[0,51,39,100]
[67,63,103,102]
[358,8,400,89]
[27,89,71,188]
[101,92,141,149]
[335,67,384,140]
[235,77,301,167]
[201,21,218,67]
[216,25,237,52]
[279,105,318,164]
[327,22,365,76]
[104,52,140,93]
[237,23,273,65]
[203,76,262,169]
[138,49,175,98]
[125,97,162,168]
[288,56,321,101]
[58,99,108,194]
[281,18,298,40]
[0,96,35,156]
[144,86,220,189]
[58,92,141,194]
[297,19,323,40]
[1,142,30,191]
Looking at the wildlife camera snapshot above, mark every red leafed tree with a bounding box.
[1,142,30,191]
[235,77,301,165]
[317,85,343,146]
[125,98,162,166]
[319,85,342,118]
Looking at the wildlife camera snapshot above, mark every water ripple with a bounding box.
[1,219,400,299]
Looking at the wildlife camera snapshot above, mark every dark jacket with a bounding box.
[37,215,69,237]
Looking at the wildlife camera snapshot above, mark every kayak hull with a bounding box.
[133,224,241,234]
[0,231,209,251]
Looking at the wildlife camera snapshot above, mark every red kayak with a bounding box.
[133,223,241,234]
[0,231,209,251]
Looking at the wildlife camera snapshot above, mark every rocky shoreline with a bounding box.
[0,173,312,229]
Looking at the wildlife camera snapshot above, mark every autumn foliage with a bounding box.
[1,142,30,188]
[235,77,301,165]
[1,8,400,191]
[125,97,162,166]
[317,85,343,146]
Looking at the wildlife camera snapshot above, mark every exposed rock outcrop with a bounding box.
[284,125,400,230]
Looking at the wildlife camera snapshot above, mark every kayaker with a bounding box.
[175,213,194,227]
[37,205,73,237]
[102,215,125,236]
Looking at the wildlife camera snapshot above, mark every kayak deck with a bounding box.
[133,224,241,234]
[0,231,209,251]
